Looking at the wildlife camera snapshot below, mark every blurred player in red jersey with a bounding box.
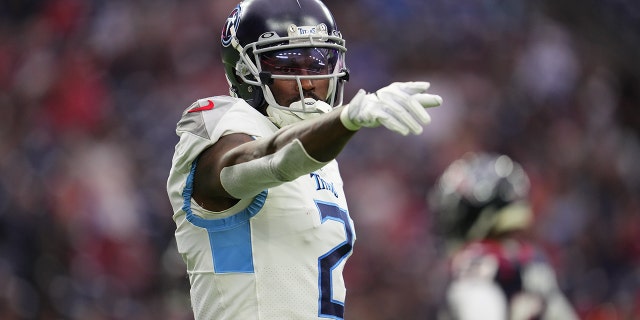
[429,152,579,320]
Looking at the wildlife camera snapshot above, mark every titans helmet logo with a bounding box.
[221,5,241,47]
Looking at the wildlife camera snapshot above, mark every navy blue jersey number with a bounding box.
[315,201,354,319]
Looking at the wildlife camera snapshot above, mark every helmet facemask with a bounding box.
[234,23,348,118]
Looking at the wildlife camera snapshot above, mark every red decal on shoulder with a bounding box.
[188,100,214,113]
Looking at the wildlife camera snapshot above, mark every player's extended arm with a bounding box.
[192,107,354,209]
[194,81,442,208]
[215,108,355,201]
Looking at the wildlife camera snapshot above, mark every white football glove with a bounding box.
[340,82,442,135]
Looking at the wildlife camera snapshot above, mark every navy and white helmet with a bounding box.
[429,152,533,242]
[220,0,349,115]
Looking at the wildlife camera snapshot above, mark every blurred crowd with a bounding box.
[1,0,639,319]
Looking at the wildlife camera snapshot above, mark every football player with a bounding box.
[166,0,442,319]
[429,152,579,320]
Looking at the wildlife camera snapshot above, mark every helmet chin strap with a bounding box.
[266,98,332,128]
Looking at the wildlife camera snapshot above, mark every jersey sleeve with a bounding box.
[170,96,276,175]
[166,96,277,214]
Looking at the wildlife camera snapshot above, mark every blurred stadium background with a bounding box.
[1,0,639,319]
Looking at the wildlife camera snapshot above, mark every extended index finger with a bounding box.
[414,93,443,108]
[391,81,431,95]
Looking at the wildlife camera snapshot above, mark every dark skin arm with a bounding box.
[192,106,357,211]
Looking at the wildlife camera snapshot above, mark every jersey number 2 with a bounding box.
[316,201,354,320]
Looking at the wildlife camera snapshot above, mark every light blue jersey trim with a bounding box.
[181,159,268,273]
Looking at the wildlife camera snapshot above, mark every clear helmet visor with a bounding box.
[260,47,340,76]
[254,46,346,113]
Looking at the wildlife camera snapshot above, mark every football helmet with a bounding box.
[221,0,349,115]
[429,152,533,243]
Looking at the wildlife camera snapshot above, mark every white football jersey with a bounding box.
[167,96,356,320]
[443,240,579,320]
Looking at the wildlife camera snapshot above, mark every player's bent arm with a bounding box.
[193,108,356,210]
